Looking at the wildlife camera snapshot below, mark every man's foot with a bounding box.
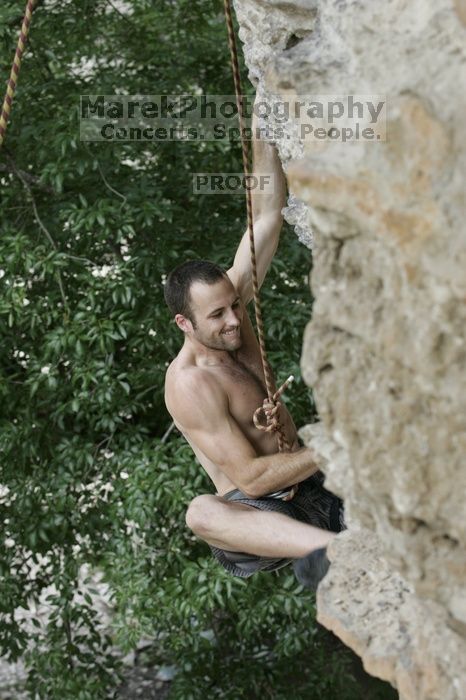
[292,547,330,591]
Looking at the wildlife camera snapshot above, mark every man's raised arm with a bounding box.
[227,102,287,305]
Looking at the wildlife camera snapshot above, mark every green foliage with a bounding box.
[0,1,389,699]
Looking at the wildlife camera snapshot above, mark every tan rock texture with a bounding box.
[234,0,466,697]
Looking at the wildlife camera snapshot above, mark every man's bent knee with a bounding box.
[185,494,220,537]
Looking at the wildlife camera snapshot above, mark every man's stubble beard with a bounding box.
[192,324,242,352]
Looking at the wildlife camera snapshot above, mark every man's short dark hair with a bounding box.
[164,259,227,321]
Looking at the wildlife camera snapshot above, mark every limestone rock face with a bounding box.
[234,0,466,697]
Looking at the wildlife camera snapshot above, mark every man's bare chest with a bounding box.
[222,356,264,389]
[214,355,267,423]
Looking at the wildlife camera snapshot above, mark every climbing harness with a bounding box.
[223,0,293,455]
[0,0,38,149]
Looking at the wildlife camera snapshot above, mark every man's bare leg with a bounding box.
[186,495,336,558]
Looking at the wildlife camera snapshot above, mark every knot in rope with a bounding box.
[253,375,294,451]
[253,399,282,434]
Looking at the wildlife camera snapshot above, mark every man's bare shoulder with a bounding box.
[165,356,227,428]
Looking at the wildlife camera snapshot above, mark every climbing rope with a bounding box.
[223,0,291,454]
[0,0,38,149]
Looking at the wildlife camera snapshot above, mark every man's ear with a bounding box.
[175,314,193,334]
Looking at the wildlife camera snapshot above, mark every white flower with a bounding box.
[41,365,51,375]
[91,264,114,278]
[22,298,30,306]
[148,329,157,336]
[4,538,15,548]
[120,470,129,480]
[0,269,5,279]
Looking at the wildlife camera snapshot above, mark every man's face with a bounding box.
[186,276,243,351]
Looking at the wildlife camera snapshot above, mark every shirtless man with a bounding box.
[164,113,345,586]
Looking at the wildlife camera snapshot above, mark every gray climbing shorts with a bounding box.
[209,470,346,578]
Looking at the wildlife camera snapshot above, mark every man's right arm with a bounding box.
[167,370,319,498]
